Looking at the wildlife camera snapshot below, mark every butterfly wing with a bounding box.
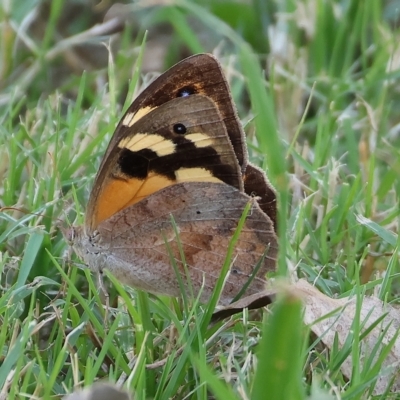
[84,182,278,305]
[86,95,243,230]
[71,55,279,304]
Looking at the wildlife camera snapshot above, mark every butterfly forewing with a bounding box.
[87,95,242,230]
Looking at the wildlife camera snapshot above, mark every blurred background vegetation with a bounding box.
[4,0,400,137]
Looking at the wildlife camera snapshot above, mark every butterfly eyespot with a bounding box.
[173,123,187,134]
[177,86,196,97]
[196,210,201,215]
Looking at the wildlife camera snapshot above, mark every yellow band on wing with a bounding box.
[184,133,214,148]
[119,133,176,156]
[122,106,154,127]
[175,167,222,182]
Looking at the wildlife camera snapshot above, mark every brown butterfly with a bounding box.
[66,54,278,305]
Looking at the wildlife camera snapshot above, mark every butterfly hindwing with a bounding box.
[93,182,278,305]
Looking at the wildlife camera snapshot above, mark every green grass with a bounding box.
[1,0,400,398]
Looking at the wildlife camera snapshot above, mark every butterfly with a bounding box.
[66,54,278,305]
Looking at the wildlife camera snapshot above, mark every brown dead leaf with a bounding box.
[296,279,400,395]
[212,279,400,394]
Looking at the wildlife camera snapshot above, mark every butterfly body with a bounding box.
[68,54,278,305]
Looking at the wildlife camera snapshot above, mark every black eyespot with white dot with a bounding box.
[177,86,196,97]
[173,123,187,134]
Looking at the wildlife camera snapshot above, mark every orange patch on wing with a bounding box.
[94,169,224,227]
[95,174,173,226]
